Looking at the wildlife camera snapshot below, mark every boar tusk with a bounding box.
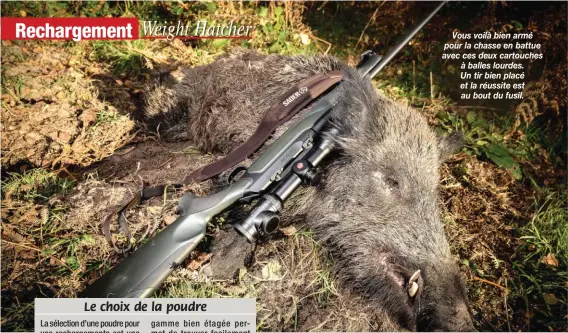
[408,281,419,297]
[409,269,421,284]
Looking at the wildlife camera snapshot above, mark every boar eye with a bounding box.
[385,177,400,190]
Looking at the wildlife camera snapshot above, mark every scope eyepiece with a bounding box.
[258,212,280,234]
[233,194,282,243]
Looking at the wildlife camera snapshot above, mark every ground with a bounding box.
[1,2,566,332]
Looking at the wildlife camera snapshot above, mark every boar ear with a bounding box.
[437,131,463,161]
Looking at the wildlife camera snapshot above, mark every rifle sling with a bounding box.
[103,70,344,252]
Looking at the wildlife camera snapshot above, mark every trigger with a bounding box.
[228,166,248,184]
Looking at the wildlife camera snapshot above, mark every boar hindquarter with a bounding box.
[144,50,474,332]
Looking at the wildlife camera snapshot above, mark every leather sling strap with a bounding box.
[103,70,344,252]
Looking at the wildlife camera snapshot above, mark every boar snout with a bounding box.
[427,305,476,332]
[418,261,476,332]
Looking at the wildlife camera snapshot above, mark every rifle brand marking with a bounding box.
[283,87,308,106]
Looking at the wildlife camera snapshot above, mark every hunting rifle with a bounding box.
[81,1,446,298]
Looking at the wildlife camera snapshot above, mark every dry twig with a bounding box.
[473,275,508,292]
[122,45,171,65]
[354,2,385,50]
[309,33,333,54]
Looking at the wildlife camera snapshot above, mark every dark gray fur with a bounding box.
[144,50,474,331]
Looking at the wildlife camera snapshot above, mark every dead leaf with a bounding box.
[164,215,177,225]
[543,293,558,305]
[299,33,311,45]
[280,225,297,236]
[58,131,71,143]
[80,110,98,126]
[541,253,559,267]
[261,260,282,281]
[25,132,42,143]
[188,252,211,270]
[146,206,161,215]
[522,309,535,319]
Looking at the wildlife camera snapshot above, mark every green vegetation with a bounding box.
[90,40,147,75]
[436,109,523,180]
[510,188,567,330]
[3,169,75,201]
[2,75,26,100]
[94,109,121,125]
[158,280,220,298]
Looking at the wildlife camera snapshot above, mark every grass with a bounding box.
[309,268,339,306]
[2,170,84,272]
[1,170,83,331]
[435,107,525,180]
[509,187,567,331]
[291,231,339,307]
[2,75,26,100]
[95,109,121,125]
[45,233,96,272]
[2,169,93,311]
[1,1,167,20]
[157,231,340,330]
[82,2,319,76]
[0,302,34,332]
[90,40,148,76]
[158,280,221,298]
[3,169,75,202]
[434,100,566,330]
[521,189,567,264]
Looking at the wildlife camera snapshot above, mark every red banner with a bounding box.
[1,17,139,41]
